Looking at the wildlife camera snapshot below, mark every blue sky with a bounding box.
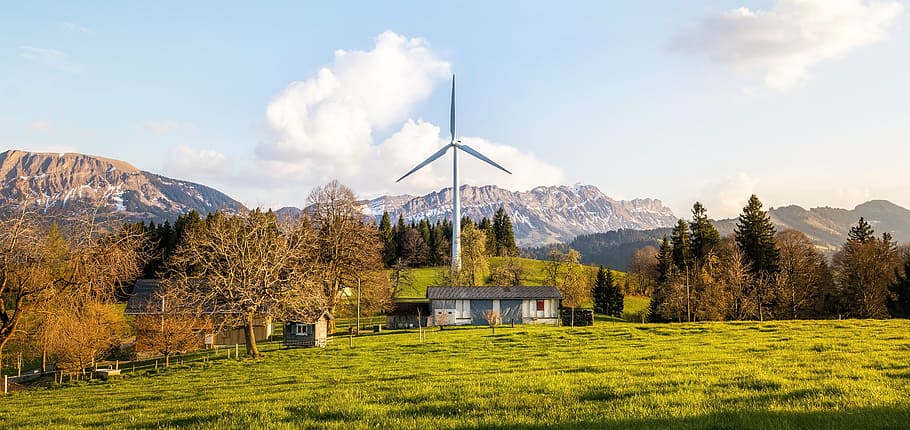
[2,1,908,218]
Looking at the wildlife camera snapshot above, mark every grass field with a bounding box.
[3,319,910,429]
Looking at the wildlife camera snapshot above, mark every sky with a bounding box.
[2,1,908,219]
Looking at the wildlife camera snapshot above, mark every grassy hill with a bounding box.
[3,319,910,429]
[395,257,625,299]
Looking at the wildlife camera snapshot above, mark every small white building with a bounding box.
[427,286,561,326]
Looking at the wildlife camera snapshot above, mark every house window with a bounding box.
[536,300,545,311]
[295,324,309,336]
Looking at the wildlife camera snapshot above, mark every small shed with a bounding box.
[283,313,331,348]
[385,301,430,329]
[427,286,561,326]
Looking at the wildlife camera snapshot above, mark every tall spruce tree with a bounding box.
[592,266,612,314]
[888,252,910,318]
[690,202,720,267]
[606,272,624,318]
[670,220,693,273]
[493,207,519,257]
[378,212,396,267]
[735,194,780,279]
[847,217,875,244]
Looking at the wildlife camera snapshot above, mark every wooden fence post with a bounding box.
[3,375,7,394]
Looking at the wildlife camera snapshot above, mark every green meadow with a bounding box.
[3,319,910,429]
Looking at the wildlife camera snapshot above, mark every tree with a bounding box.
[459,223,488,286]
[606,273,624,318]
[735,195,780,321]
[735,194,780,279]
[134,288,202,367]
[546,248,587,326]
[832,220,900,318]
[774,229,830,319]
[165,209,324,357]
[592,266,613,314]
[670,219,693,321]
[482,309,501,335]
[493,207,518,257]
[627,245,658,296]
[847,217,875,244]
[689,202,720,267]
[489,257,526,286]
[888,250,910,318]
[378,212,396,267]
[307,181,387,331]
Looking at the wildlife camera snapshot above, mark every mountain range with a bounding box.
[0,150,244,221]
[2,150,909,261]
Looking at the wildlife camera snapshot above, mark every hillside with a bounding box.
[713,200,910,252]
[0,150,245,222]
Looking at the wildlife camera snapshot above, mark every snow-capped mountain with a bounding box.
[0,150,244,221]
[362,184,679,246]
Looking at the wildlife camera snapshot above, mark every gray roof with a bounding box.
[124,279,161,314]
[426,286,561,300]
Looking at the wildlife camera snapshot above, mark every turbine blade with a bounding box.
[395,144,452,182]
[456,143,512,175]
[450,75,456,142]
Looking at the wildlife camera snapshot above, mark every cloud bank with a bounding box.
[673,0,903,90]
[255,31,563,198]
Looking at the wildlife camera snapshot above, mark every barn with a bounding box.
[426,286,561,326]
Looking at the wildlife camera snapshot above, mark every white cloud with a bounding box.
[18,46,81,72]
[27,120,52,133]
[672,0,903,90]
[256,31,564,198]
[165,145,233,179]
[689,173,760,219]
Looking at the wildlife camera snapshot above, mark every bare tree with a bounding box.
[775,229,828,319]
[306,181,386,331]
[459,223,487,286]
[134,288,202,367]
[489,257,526,286]
[165,210,325,358]
[627,246,659,296]
[482,309,501,335]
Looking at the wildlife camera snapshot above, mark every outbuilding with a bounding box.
[283,313,331,348]
[426,286,561,326]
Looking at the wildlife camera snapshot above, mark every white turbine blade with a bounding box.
[396,144,452,183]
[450,75,456,142]
[456,143,512,175]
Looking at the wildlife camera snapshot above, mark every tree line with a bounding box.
[378,206,519,268]
[645,195,910,322]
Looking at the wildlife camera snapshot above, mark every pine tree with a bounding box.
[888,252,910,318]
[606,272,624,318]
[479,217,496,256]
[670,219,693,273]
[592,266,611,314]
[378,212,396,267]
[735,194,780,279]
[656,236,673,283]
[690,202,720,267]
[847,217,875,244]
[493,207,518,257]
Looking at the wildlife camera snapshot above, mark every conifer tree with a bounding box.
[670,219,693,273]
[888,252,910,318]
[493,207,519,257]
[735,194,780,279]
[847,217,875,244]
[378,212,396,267]
[592,266,611,314]
[606,271,624,318]
[690,202,720,267]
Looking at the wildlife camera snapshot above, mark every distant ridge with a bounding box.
[0,149,245,222]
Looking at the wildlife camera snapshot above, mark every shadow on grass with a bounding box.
[452,406,910,430]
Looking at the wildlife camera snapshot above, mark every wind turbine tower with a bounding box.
[396,75,511,275]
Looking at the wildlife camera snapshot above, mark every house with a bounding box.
[426,286,561,326]
[282,313,331,348]
[125,279,274,351]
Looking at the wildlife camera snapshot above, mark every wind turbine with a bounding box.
[396,75,511,274]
